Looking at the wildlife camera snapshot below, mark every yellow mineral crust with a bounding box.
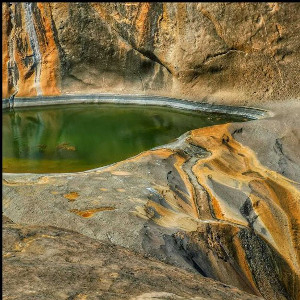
[132,123,299,288]
[189,124,300,274]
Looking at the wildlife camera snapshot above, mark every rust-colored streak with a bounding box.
[70,207,115,218]
[2,3,61,98]
[10,3,37,97]
[2,4,10,98]
[90,3,109,22]
[135,3,150,46]
[36,3,60,96]
[210,194,225,220]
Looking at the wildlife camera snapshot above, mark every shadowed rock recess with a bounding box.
[2,2,300,300]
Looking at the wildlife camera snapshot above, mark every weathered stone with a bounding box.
[3,217,263,300]
[2,3,300,104]
[2,3,300,299]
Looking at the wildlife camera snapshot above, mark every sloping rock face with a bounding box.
[2,2,300,104]
[2,216,263,300]
[3,103,300,300]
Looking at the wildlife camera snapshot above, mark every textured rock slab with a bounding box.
[2,217,262,300]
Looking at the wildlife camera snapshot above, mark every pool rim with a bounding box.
[2,93,269,175]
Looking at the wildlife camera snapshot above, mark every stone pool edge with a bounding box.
[2,94,268,120]
[2,93,269,177]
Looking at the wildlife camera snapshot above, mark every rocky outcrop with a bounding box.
[2,2,300,104]
[3,216,263,300]
[3,101,300,300]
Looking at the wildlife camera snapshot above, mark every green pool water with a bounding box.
[2,104,248,173]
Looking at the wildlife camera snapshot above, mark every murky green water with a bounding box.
[2,104,248,173]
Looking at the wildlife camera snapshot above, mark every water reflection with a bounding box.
[4,108,64,160]
[3,104,247,173]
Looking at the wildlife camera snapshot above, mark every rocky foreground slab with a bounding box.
[3,216,263,300]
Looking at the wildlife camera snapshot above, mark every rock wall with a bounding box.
[2,2,300,105]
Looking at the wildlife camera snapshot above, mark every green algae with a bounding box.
[2,104,247,173]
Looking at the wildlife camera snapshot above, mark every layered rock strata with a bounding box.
[3,102,300,300]
[2,2,300,104]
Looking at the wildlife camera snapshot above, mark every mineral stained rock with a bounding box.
[2,2,300,104]
[3,103,300,300]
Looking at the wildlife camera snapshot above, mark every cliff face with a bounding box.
[2,2,300,104]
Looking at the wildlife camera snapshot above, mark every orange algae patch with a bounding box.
[70,207,115,218]
[63,192,79,201]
